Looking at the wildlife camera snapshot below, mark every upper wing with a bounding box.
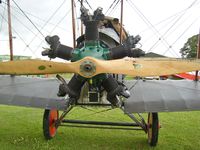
[124,80,200,113]
[0,75,67,110]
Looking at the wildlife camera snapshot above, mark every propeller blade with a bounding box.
[0,59,78,75]
[90,57,200,77]
[1,57,200,78]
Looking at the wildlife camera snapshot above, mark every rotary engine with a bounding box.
[42,7,145,107]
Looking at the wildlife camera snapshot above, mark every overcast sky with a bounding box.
[0,0,199,59]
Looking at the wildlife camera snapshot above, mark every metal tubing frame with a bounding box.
[62,119,140,127]
[60,124,143,131]
[57,105,147,132]
[121,107,147,132]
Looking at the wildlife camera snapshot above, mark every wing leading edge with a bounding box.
[124,80,200,113]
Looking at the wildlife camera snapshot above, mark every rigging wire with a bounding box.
[163,16,200,55]
[0,13,37,57]
[134,0,199,56]
[105,0,118,15]
[11,5,71,37]
[127,0,177,56]
[33,7,73,55]
[143,1,199,55]
[141,18,178,45]
[84,0,93,11]
[150,0,199,51]
[138,8,190,34]
[11,0,45,38]
[22,0,67,52]
[107,0,120,16]
[140,9,190,44]
[1,0,70,33]
[2,0,69,55]
[161,0,198,38]
[0,1,6,33]
[77,0,87,10]
[10,11,43,41]
[159,0,199,55]
[127,0,186,57]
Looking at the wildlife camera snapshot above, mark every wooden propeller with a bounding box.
[0,57,200,78]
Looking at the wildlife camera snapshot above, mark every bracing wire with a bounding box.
[12,0,45,38]
[128,0,199,56]
[163,16,200,55]
[0,13,37,57]
[127,0,180,57]
[105,0,118,15]
[84,0,93,11]
[2,0,69,55]
[107,0,120,16]
[138,8,189,34]
[22,0,67,52]
[159,0,198,41]
[140,7,192,45]
[11,12,43,41]
[2,0,69,33]
[33,7,73,55]
[0,1,6,33]
[126,1,175,55]
[159,0,199,55]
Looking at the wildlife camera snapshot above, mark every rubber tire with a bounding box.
[147,112,159,146]
[43,109,59,140]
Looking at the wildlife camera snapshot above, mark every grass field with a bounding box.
[0,105,200,150]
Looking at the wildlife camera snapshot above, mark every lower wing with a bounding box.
[124,80,200,113]
[1,76,200,113]
[0,75,67,110]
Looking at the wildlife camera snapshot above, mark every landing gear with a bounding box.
[147,112,159,146]
[43,109,59,140]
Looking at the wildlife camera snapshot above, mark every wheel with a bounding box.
[43,109,59,140]
[147,112,159,146]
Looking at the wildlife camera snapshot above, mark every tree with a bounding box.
[180,34,198,58]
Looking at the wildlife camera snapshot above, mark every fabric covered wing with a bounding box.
[124,80,200,113]
[0,76,67,110]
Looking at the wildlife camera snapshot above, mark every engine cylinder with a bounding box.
[85,21,99,41]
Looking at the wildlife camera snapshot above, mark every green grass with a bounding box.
[0,105,200,150]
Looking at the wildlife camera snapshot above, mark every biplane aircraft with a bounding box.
[1,6,200,147]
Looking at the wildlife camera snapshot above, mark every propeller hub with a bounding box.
[80,60,96,78]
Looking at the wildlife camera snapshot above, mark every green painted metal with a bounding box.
[71,41,110,62]
[71,40,110,84]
